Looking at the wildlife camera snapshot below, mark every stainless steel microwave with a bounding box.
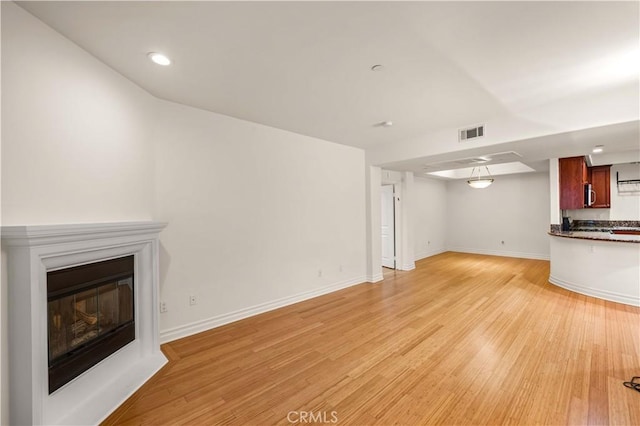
[584,183,595,207]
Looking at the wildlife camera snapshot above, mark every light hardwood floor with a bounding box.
[103,252,640,425]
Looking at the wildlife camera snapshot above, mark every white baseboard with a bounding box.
[159,275,366,343]
[367,273,384,283]
[549,275,640,307]
[414,247,446,261]
[399,263,415,271]
[447,247,550,261]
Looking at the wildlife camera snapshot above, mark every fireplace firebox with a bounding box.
[47,255,135,393]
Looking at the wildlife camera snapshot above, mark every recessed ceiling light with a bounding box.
[148,52,171,66]
[375,121,393,127]
[371,64,384,72]
[592,145,604,153]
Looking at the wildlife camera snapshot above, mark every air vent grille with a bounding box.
[459,125,484,142]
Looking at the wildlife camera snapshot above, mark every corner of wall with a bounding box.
[549,158,561,225]
[366,165,382,281]
[0,250,8,426]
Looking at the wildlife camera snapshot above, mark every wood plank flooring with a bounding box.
[103,252,640,425]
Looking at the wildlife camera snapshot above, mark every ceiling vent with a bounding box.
[459,125,484,142]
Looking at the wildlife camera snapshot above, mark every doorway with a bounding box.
[381,184,396,269]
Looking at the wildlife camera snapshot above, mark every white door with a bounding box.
[381,185,395,269]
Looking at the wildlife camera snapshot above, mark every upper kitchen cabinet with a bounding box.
[588,165,611,208]
[559,156,588,209]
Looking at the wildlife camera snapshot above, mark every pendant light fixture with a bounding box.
[467,166,494,189]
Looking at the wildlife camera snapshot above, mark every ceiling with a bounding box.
[17,1,640,176]
[383,121,640,178]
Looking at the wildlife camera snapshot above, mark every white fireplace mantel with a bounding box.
[2,222,168,425]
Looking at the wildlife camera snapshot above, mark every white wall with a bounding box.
[1,3,157,423]
[446,172,550,260]
[413,177,447,260]
[0,5,4,423]
[2,0,369,346]
[153,100,366,341]
[568,163,640,221]
[1,3,156,225]
[365,166,382,282]
[611,163,640,220]
[398,172,416,270]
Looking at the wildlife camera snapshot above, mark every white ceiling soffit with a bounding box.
[16,1,640,150]
[422,151,522,172]
[589,150,640,167]
[380,121,640,175]
[427,162,536,180]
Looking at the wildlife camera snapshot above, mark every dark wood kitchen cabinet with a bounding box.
[588,165,611,208]
[559,156,588,209]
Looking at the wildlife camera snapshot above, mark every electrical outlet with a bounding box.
[339,264,343,272]
[189,295,197,306]
[160,301,167,313]
[318,269,322,278]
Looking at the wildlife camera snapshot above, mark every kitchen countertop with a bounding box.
[548,229,640,243]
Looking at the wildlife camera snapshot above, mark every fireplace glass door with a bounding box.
[47,255,135,393]
[48,278,133,361]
